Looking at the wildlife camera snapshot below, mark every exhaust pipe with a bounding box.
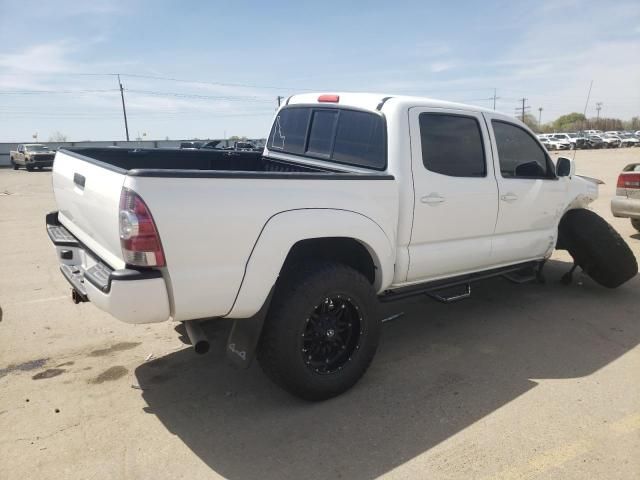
[184,321,210,354]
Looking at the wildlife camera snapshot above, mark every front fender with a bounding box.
[227,209,395,318]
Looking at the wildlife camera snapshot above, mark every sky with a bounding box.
[0,0,639,142]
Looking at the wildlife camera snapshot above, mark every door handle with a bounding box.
[73,173,86,188]
[500,193,518,202]
[421,193,445,205]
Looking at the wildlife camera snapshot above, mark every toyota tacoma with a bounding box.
[46,93,637,400]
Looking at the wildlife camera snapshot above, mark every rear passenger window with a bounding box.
[492,121,555,179]
[419,113,486,177]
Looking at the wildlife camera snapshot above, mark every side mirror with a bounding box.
[556,156,575,177]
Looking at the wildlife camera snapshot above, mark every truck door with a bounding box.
[483,113,567,265]
[407,108,499,282]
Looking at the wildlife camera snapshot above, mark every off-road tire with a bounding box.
[558,209,637,288]
[26,164,34,172]
[631,218,640,232]
[257,261,381,401]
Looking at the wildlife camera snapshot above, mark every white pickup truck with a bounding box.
[47,93,637,400]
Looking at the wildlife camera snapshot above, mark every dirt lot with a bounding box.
[1,149,639,480]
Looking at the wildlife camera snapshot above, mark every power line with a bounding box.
[118,73,321,92]
[125,89,273,102]
[0,89,119,95]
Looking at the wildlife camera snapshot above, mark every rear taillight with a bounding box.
[617,173,640,189]
[119,188,166,267]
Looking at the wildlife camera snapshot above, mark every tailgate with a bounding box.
[52,150,126,269]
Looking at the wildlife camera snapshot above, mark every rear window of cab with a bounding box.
[268,106,387,170]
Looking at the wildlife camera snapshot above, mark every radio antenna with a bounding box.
[574,80,593,160]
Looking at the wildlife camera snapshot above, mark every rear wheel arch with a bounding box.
[227,209,394,318]
[281,237,377,285]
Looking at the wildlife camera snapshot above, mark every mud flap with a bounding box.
[225,288,273,369]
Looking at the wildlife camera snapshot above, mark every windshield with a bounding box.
[568,133,578,138]
[25,145,49,152]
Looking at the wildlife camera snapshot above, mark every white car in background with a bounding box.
[546,134,571,150]
[618,133,640,148]
[602,133,622,148]
[584,129,603,135]
[536,134,555,150]
[612,163,640,231]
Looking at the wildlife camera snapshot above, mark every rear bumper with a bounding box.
[46,211,171,324]
[611,196,640,219]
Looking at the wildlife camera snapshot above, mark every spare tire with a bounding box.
[558,209,637,288]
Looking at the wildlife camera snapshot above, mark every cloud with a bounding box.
[429,62,456,73]
[0,42,76,74]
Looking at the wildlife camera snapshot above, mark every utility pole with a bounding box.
[117,74,130,141]
[538,107,543,126]
[277,95,284,107]
[596,102,603,120]
[491,88,500,110]
[515,98,530,122]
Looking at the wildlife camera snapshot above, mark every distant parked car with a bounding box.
[611,163,640,232]
[618,133,640,148]
[180,141,204,149]
[537,135,555,150]
[583,129,603,136]
[548,134,572,150]
[10,143,55,171]
[552,133,588,149]
[586,135,605,149]
[602,133,622,148]
[233,141,261,151]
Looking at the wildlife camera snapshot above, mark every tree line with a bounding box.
[523,113,640,133]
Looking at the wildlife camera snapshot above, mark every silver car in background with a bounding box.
[612,163,640,232]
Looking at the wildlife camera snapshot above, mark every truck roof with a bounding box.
[287,92,499,116]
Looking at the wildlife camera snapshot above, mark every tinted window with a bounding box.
[492,121,554,178]
[307,110,338,156]
[333,110,386,169]
[269,108,311,154]
[268,106,387,170]
[419,113,486,177]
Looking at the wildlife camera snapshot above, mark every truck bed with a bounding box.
[63,147,336,175]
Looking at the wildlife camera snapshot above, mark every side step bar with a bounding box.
[379,261,541,304]
[426,284,471,304]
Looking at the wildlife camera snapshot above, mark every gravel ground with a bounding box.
[1,148,639,480]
